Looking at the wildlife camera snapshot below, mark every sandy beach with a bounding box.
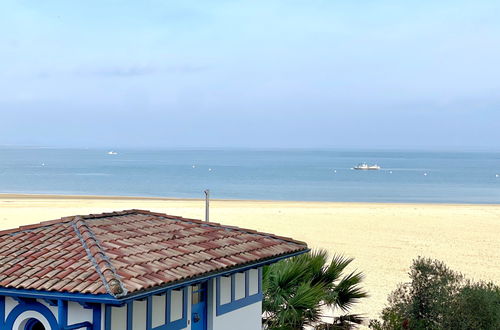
[1,194,499,321]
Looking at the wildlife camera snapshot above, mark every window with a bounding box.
[191,284,206,304]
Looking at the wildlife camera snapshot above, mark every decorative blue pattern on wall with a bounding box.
[4,300,59,330]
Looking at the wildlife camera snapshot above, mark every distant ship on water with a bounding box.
[353,163,381,170]
[107,151,118,155]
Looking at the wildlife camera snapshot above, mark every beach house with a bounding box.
[0,209,308,330]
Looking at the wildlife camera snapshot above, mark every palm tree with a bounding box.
[262,250,367,329]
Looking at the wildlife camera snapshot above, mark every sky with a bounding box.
[0,0,499,149]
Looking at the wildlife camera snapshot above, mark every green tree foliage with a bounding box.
[369,257,500,330]
[263,250,367,329]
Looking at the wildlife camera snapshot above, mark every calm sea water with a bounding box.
[0,147,499,203]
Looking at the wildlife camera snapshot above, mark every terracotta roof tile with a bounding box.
[0,209,307,297]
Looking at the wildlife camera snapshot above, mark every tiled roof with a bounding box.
[0,210,307,297]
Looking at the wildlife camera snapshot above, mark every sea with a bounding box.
[0,147,499,204]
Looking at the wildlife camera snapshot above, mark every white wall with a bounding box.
[211,300,262,330]
[67,301,93,326]
[5,296,18,317]
[151,294,165,328]
[219,276,231,304]
[248,268,259,295]
[133,299,147,330]
[170,289,184,321]
[234,273,246,300]
[110,305,127,330]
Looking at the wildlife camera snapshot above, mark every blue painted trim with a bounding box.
[44,299,58,307]
[0,295,5,328]
[58,299,68,328]
[65,322,93,329]
[215,275,231,314]
[159,287,188,330]
[165,291,171,323]
[104,305,112,330]
[58,300,97,330]
[127,302,133,330]
[79,301,95,309]
[5,301,59,330]
[146,296,152,330]
[6,298,96,330]
[119,249,309,304]
[0,288,116,304]
[215,266,264,316]
[13,297,35,304]
[216,292,263,315]
[25,318,41,330]
[244,271,250,297]
[0,250,308,310]
[230,274,236,302]
[92,304,102,330]
[258,267,262,293]
[215,277,220,314]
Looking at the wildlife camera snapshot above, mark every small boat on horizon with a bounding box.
[107,151,118,155]
[353,163,381,170]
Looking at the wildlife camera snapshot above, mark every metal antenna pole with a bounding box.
[204,189,210,222]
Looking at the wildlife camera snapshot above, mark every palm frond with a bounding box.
[330,270,368,311]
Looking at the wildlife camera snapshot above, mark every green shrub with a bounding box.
[446,281,500,329]
[370,257,500,330]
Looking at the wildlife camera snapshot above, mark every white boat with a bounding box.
[353,163,380,170]
[107,151,118,155]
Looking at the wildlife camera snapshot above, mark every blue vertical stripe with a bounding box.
[146,296,152,330]
[258,268,262,293]
[215,278,221,316]
[182,287,188,320]
[104,305,112,330]
[166,291,171,323]
[244,271,250,297]
[230,274,235,302]
[92,304,102,330]
[0,296,5,328]
[126,302,133,330]
[164,293,169,325]
[58,299,68,329]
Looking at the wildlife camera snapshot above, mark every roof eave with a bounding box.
[0,248,309,305]
[0,287,117,304]
[116,247,310,304]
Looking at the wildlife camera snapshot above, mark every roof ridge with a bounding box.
[1,209,306,246]
[0,215,75,237]
[129,209,308,246]
[72,216,127,297]
[0,210,141,237]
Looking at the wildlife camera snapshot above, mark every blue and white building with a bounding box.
[0,209,308,330]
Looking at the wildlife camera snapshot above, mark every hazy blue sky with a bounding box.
[1,1,499,149]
